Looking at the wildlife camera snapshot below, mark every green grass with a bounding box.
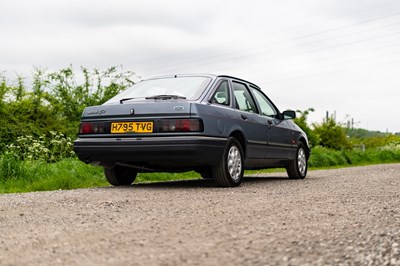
[0,156,203,194]
[1,147,400,194]
[137,171,200,183]
[308,146,400,168]
[0,158,107,194]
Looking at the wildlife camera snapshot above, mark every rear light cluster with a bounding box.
[159,119,202,132]
[79,122,108,134]
[79,119,203,134]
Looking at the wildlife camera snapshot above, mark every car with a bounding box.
[74,74,311,187]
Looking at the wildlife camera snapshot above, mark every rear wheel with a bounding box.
[212,137,244,187]
[287,142,308,179]
[104,165,137,186]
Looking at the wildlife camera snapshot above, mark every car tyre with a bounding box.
[104,165,138,186]
[287,142,308,179]
[212,137,244,187]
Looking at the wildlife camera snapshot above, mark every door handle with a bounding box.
[241,114,248,120]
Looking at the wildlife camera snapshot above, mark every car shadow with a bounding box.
[100,175,291,190]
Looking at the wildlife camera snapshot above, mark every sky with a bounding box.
[1,0,400,133]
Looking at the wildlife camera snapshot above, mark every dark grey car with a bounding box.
[74,74,310,187]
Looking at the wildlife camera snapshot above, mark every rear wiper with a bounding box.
[145,95,186,100]
[119,97,140,104]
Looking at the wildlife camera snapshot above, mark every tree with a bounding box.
[313,117,352,150]
[293,108,318,147]
[47,66,135,124]
[0,66,137,153]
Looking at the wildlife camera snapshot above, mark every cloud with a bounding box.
[0,0,399,132]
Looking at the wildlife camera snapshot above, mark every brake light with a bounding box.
[79,119,203,134]
[159,119,203,132]
[79,122,108,134]
[79,123,92,134]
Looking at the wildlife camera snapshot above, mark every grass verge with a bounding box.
[308,146,400,167]
[0,158,107,194]
[1,147,400,194]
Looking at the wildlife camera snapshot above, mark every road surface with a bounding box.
[1,164,400,265]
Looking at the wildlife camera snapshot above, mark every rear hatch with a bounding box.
[82,100,192,120]
[78,100,203,136]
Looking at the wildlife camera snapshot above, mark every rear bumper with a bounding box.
[74,136,227,168]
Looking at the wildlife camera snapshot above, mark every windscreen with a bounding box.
[105,76,212,104]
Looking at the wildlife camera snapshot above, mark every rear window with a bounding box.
[105,76,212,104]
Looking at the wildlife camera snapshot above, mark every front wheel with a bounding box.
[212,137,244,187]
[104,165,138,186]
[287,142,308,179]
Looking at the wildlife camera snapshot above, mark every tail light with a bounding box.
[78,119,203,135]
[159,119,203,132]
[79,122,108,134]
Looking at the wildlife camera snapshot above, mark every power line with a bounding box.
[145,29,400,74]
[220,42,400,79]
[143,13,400,73]
[217,40,400,73]
[135,0,400,65]
[268,51,400,78]
[261,58,400,84]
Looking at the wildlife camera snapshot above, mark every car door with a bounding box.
[250,87,293,159]
[231,81,267,159]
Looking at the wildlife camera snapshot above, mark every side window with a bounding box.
[210,80,230,106]
[250,87,278,117]
[233,82,258,113]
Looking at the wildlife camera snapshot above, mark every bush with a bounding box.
[309,146,350,167]
[380,140,400,151]
[0,66,136,154]
[293,108,318,147]
[6,131,74,163]
[313,117,352,150]
[309,146,400,168]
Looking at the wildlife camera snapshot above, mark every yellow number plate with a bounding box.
[111,122,153,133]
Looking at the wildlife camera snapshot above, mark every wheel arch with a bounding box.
[298,137,311,159]
[229,130,247,159]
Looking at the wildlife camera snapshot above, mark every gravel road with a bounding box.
[1,164,400,266]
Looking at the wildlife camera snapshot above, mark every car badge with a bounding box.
[87,110,105,115]
[173,106,184,111]
[130,109,135,115]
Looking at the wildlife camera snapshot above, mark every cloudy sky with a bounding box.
[1,0,400,133]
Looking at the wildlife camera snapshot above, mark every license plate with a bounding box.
[111,122,153,133]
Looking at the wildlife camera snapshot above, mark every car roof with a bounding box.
[142,74,262,90]
[216,75,261,89]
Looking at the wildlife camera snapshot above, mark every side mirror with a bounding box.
[282,110,296,120]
